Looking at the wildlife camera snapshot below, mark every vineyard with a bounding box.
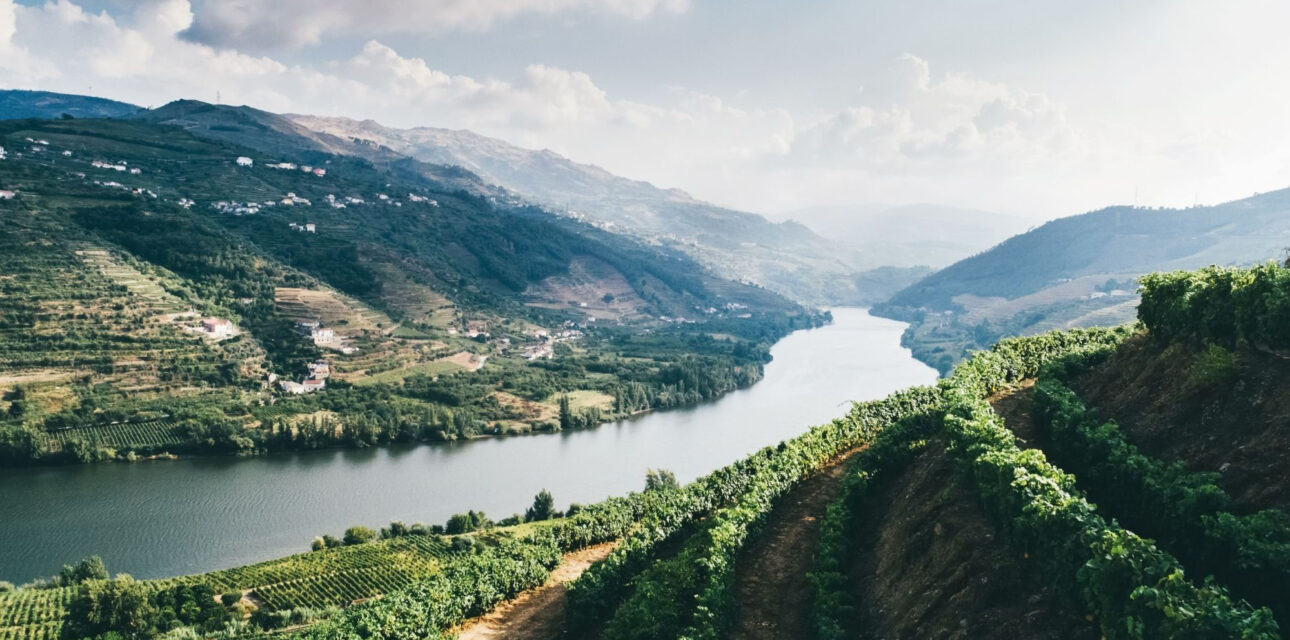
[201,535,453,610]
[5,264,1290,640]
[44,420,184,449]
[0,588,72,640]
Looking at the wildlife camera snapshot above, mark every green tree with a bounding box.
[342,526,376,546]
[644,468,679,492]
[60,556,109,585]
[558,395,573,431]
[525,489,556,522]
[70,574,156,640]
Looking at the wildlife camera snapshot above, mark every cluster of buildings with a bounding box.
[211,200,268,216]
[407,193,439,206]
[262,160,327,177]
[91,160,142,175]
[281,192,311,206]
[275,359,330,394]
[288,222,317,233]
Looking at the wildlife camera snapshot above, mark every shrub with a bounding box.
[341,526,376,546]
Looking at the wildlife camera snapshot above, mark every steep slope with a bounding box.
[287,115,902,306]
[876,191,1290,372]
[133,100,492,196]
[0,114,820,465]
[0,89,140,120]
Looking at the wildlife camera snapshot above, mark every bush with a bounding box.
[342,526,376,546]
[219,592,241,607]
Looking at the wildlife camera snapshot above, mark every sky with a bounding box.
[2,0,1289,221]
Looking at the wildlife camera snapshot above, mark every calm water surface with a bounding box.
[0,308,936,583]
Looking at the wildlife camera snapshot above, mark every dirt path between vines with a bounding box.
[727,451,858,640]
[453,541,617,640]
[990,380,1041,448]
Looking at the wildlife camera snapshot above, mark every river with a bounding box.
[0,308,937,584]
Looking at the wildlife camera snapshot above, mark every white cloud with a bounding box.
[787,55,1081,173]
[3,0,1285,222]
[180,0,690,49]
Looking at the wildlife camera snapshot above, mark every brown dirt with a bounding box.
[847,439,1098,640]
[1071,335,1290,512]
[728,452,857,640]
[988,381,1042,449]
[453,542,617,640]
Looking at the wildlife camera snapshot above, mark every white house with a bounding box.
[62,150,72,157]
[304,223,316,233]
[0,190,16,200]
[311,327,335,344]
[312,168,326,177]
[0,146,6,159]
[301,378,326,392]
[278,380,307,395]
[236,156,253,167]
[201,317,234,339]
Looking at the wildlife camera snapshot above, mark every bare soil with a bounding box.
[728,453,856,640]
[1071,335,1290,512]
[453,542,617,640]
[847,439,1098,640]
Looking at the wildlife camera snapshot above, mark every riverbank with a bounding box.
[0,309,936,585]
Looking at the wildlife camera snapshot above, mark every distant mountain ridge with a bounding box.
[0,89,140,120]
[875,189,1290,372]
[0,90,926,305]
[287,114,910,306]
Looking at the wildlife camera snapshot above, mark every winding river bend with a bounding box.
[0,308,937,584]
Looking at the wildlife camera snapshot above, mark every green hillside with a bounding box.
[5,262,1286,640]
[0,115,821,466]
[875,192,1290,372]
[0,90,140,121]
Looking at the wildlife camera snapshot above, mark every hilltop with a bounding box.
[0,90,140,120]
[875,190,1290,372]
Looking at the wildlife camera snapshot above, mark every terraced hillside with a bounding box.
[0,114,824,465]
[3,263,1286,640]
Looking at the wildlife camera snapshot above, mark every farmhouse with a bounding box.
[0,190,16,200]
[201,317,234,339]
[302,378,326,392]
[236,156,253,167]
[304,223,316,233]
[311,327,335,344]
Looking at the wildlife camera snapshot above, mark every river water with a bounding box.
[0,308,937,583]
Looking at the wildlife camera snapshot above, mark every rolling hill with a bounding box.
[875,190,1290,372]
[0,90,140,120]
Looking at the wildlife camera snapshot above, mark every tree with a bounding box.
[342,526,376,545]
[558,395,573,431]
[60,556,109,585]
[70,574,156,640]
[310,537,326,551]
[525,489,556,522]
[645,468,679,492]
